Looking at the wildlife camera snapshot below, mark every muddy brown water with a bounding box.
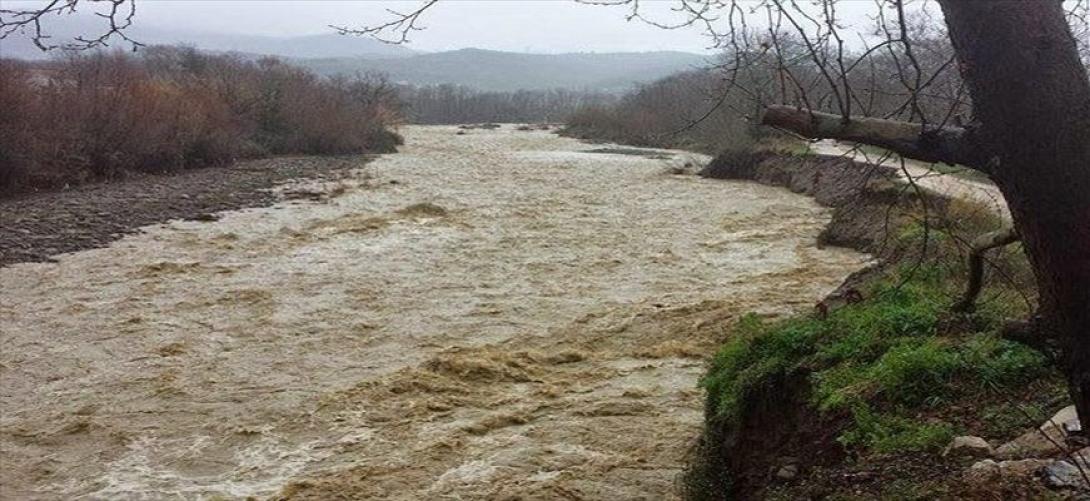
[0,125,867,500]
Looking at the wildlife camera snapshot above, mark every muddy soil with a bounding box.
[0,125,866,500]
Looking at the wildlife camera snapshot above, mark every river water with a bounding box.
[0,125,866,499]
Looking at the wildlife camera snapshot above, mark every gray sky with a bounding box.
[135,1,716,53]
[7,0,897,54]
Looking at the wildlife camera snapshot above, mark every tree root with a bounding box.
[952,226,1020,313]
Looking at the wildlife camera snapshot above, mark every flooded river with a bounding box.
[0,125,866,499]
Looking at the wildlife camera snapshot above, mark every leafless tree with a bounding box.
[400,84,616,124]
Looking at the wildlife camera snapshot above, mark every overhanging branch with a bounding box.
[760,105,987,170]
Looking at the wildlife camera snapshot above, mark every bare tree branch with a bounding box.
[330,0,439,45]
[0,0,142,51]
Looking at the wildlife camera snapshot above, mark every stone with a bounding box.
[1042,460,1090,490]
[1046,405,1081,433]
[1000,459,1054,477]
[996,405,1080,460]
[996,430,1062,459]
[943,435,994,459]
[965,458,1052,483]
[775,464,799,481]
[969,459,1000,475]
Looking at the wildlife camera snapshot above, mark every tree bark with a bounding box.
[761,105,986,169]
[762,0,1090,427]
[936,0,1090,426]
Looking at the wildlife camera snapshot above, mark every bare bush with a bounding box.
[0,47,403,193]
[562,70,761,154]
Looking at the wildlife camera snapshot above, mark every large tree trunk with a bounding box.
[763,0,1090,426]
[937,1,1090,423]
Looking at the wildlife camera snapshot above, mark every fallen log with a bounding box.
[760,105,987,170]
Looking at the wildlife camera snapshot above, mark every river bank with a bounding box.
[690,148,1064,500]
[0,156,378,268]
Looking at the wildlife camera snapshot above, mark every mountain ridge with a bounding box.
[2,18,709,92]
[297,48,710,91]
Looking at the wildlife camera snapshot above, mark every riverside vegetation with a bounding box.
[0,47,403,194]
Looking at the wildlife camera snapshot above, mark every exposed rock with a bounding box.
[1044,405,1082,435]
[1042,459,1090,490]
[775,464,799,481]
[965,458,1052,484]
[997,430,1064,460]
[997,405,1079,460]
[944,436,994,459]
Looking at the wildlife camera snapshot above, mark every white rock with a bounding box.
[968,459,1000,477]
[943,435,994,459]
[775,464,799,480]
[996,405,1080,460]
[1042,460,1090,490]
[966,458,1052,483]
[1042,405,1080,433]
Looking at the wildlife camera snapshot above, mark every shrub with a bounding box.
[0,47,404,193]
[400,84,616,125]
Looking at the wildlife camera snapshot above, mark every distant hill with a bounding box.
[1,17,415,60]
[298,48,710,92]
[2,16,708,92]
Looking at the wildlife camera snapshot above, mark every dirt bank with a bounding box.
[809,139,1009,221]
[0,156,372,268]
[0,125,866,499]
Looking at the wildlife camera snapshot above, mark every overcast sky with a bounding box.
[5,0,898,54]
[136,1,718,53]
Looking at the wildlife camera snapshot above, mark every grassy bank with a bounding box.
[686,151,1060,499]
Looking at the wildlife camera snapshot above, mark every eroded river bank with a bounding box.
[1,125,866,499]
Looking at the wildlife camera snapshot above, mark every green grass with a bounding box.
[701,262,1048,455]
[839,406,955,453]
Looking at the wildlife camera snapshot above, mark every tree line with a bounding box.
[398,84,617,125]
[0,47,403,193]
